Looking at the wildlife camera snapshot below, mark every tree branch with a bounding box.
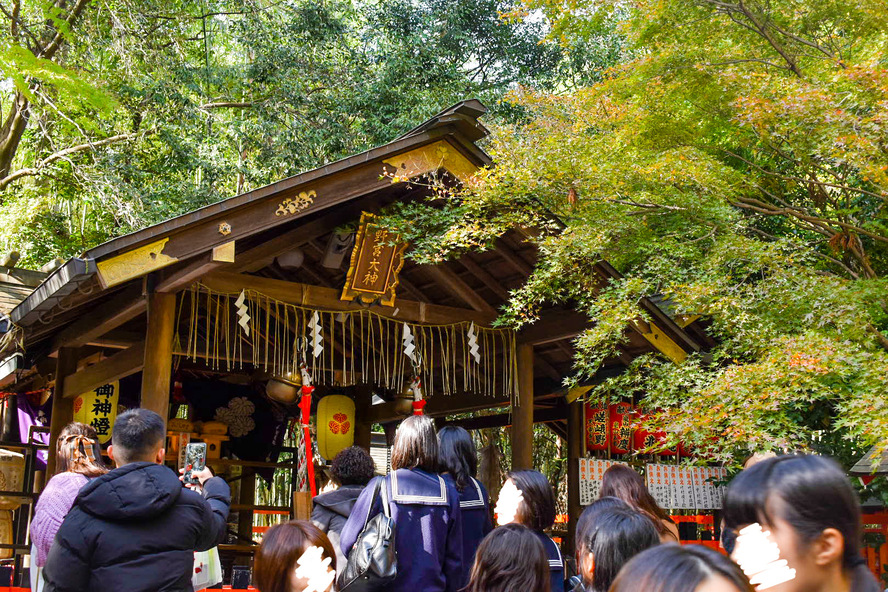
[0,131,136,190]
[38,0,90,59]
[199,102,254,109]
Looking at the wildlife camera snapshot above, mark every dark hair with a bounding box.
[465,523,550,592]
[724,454,879,591]
[579,508,660,592]
[437,426,477,490]
[576,496,631,552]
[391,415,438,473]
[111,408,165,464]
[507,470,556,532]
[56,422,107,477]
[600,464,672,537]
[254,520,336,592]
[610,544,753,592]
[331,446,375,486]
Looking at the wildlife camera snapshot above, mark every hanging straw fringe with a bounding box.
[174,284,517,398]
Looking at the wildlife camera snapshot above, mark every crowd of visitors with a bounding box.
[27,411,883,592]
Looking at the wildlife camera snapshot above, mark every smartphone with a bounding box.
[183,442,207,485]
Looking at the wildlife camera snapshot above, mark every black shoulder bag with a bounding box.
[338,476,398,591]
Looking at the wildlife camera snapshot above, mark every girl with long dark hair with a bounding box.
[599,464,679,542]
[610,544,753,592]
[723,454,880,592]
[465,523,550,592]
[577,507,660,592]
[495,470,564,591]
[437,426,493,585]
[340,415,463,592]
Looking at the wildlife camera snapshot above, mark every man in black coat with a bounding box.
[43,408,230,592]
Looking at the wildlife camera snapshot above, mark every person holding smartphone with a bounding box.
[42,409,231,592]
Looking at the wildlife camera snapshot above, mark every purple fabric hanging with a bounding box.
[17,394,51,470]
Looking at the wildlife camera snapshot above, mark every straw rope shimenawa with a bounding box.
[175,284,518,399]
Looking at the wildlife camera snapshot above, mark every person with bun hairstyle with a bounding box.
[254,520,337,592]
[464,523,550,592]
[599,464,679,542]
[30,423,107,591]
[437,426,493,585]
[610,544,753,592]
[311,446,375,575]
[723,454,881,592]
[495,470,564,591]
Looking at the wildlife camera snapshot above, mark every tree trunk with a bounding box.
[0,92,30,183]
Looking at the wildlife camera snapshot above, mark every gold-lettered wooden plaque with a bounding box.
[341,212,407,307]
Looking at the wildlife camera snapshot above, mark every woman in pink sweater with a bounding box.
[30,423,107,590]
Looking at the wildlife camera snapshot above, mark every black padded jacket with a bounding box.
[42,462,230,592]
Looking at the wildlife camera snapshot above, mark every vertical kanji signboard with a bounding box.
[341,212,407,307]
[73,381,119,443]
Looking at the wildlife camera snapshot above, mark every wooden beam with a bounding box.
[393,274,429,303]
[440,405,568,431]
[494,238,533,276]
[50,285,146,352]
[458,255,510,300]
[535,355,562,382]
[422,264,498,316]
[86,330,142,350]
[363,390,511,424]
[202,271,497,326]
[63,343,146,398]
[518,309,591,346]
[47,347,80,474]
[566,400,583,556]
[231,196,380,273]
[512,344,534,470]
[141,292,176,423]
[156,254,231,293]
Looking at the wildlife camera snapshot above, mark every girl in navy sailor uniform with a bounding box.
[494,470,565,592]
[437,426,494,587]
[340,415,464,592]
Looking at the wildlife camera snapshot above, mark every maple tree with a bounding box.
[392,0,888,465]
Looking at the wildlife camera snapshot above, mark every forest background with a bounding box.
[3,0,888,508]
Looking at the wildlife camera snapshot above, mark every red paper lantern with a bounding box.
[585,403,610,451]
[609,402,635,454]
[633,414,677,456]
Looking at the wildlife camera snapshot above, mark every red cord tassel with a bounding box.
[299,385,317,496]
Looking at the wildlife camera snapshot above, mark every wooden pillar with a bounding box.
[141,292,176,424]
[238,468,256,543]
[566,399,583,557]
[353,383,372,451]
[511,344,534,471]
[47,347,80,475]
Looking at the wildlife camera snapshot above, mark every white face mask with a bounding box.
[292,545,335,592]
[495,479,524,526]
[731,523,796,590]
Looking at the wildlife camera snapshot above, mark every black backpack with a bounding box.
[338,476,398,591]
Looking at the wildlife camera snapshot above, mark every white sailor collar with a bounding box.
[389,469,451,506]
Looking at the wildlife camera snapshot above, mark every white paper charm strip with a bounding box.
[402,323,416,363]
[732,523,796,590]
[308,311,323,359]
[234,290,251,337]
[467,322,481,364]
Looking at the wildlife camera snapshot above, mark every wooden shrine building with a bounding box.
[0,100,711,577]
